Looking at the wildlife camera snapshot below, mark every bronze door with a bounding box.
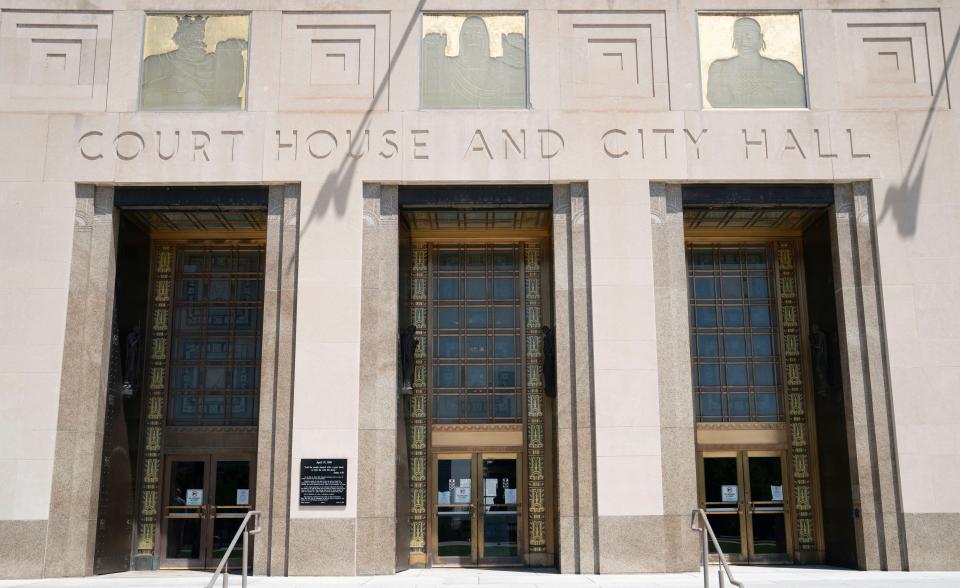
[478,454,521,566]
[159,454,255,569]
[699,451,791,564]
[431,452,522,567]
[94,307,136,573]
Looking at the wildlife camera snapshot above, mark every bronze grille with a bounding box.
[430,244,523,424]
[166,245,265,426]
[687,244,783,422]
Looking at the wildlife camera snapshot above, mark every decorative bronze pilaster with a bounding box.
[136,244,173,556]
[776,241,816,552]
[524,243,546,552]
[408,243,429,557]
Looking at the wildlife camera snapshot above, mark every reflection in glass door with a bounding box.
[210,459,253,564]
[162,459,206,568]
[701,454,744,562]
[160,454,254,569]
[481,457,519,563]
[435,456,474,563]
[747,455,788,561]
[699,451,790,563]
[432,453,521,566]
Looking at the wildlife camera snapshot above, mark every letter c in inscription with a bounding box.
[79,131,104,160]
[114,131,145,161]
[306,130,338,159]
[601,129,629,158]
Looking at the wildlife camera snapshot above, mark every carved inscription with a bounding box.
[74,125,872,163]
[79,130,246,162]
[739,128,870,160]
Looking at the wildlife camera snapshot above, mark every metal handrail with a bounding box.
[204,510,262,588]
[691,508,745,588]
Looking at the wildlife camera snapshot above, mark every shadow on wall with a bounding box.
[879,28,960,237]
[292,6,957,242]
[296,1,426,252]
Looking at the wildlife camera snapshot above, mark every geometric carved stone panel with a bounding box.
[558,11,669,111]
[0,11,112,111]
[833,10,948,109]
[280,12,389,111]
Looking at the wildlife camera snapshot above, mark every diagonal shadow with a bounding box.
[294,1,426,248]
[879,27,960,237]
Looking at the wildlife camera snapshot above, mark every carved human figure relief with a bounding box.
[699,14,806,109]
[422,14,527,109]
[141,15,249,111]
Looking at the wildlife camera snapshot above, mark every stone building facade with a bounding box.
[0,0,958,578]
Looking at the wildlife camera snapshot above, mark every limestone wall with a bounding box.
[0,0,959,576]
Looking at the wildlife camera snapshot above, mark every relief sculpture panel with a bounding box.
[831,10,948,110]
[558,11,669,111]
[0,11,112,111]
[698,12,807,109]
[279,12,390,111]
[141,14,249,111]
[421,14,527,109]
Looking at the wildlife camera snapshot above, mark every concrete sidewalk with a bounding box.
[1,566,960,588]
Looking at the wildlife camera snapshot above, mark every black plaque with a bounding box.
[299,459,348,506]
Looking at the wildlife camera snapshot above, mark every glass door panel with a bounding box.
[746,454,789,562]
[210,459,253,567]
[162,459,207,567]
[437,508,473,558]
[434,457,475,563]
[480,457,519,563]
[701,456,745,561]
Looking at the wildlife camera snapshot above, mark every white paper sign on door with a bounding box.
[770,485,783,502]
[459,478,472,489]
[454,487,471,504]
[721,485,738,502]
[236,489,249,505]
[504,488,517,505]
[438,491,451,505]
[484,478,498,497]
[186,489,203,506]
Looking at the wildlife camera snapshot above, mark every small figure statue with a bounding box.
[542,326,557,398]
[810,323,831,399]
[706,17,805,108]
[141,15,247,110]
[398,324,417,395]
[121,323,142,396]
